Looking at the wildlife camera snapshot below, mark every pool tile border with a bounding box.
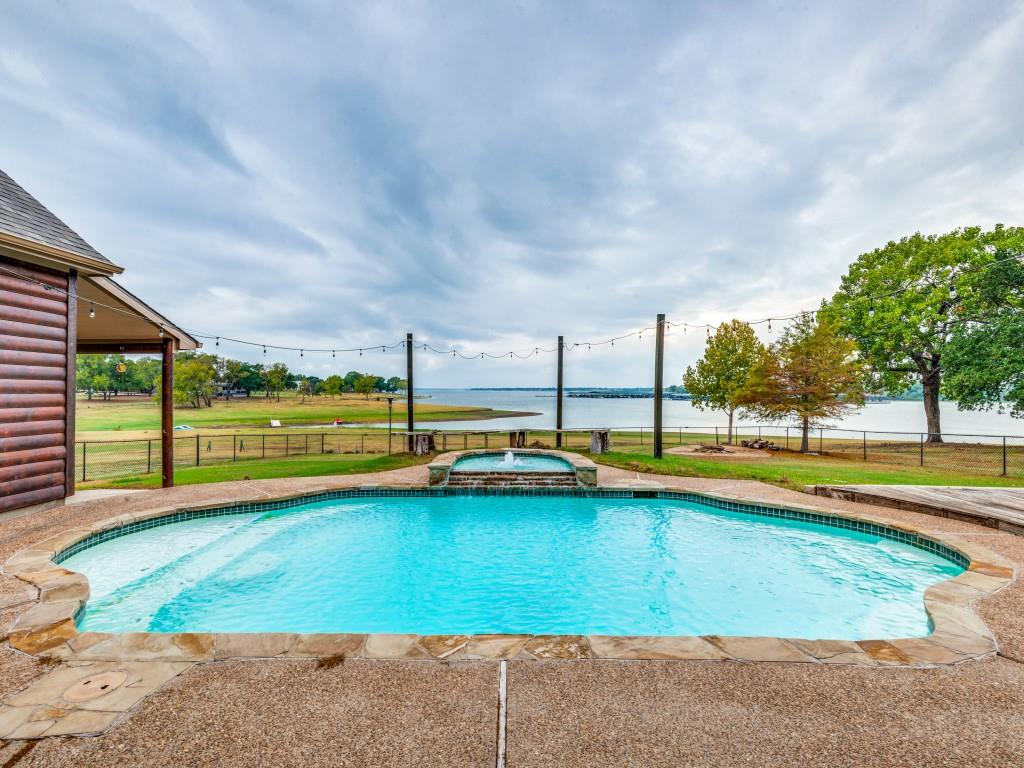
[2,485,1014,674]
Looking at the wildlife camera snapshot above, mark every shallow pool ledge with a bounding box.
[1,486,1013,668]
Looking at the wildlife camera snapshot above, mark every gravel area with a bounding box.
[19,659,498,767]
[506,658,1024,768]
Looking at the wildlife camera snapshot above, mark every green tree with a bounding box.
[131,357,160,394]
[76,355,110,400]
[354,374,378,399]
[236,362,264,396]
[738,314,866,452]
[264,363,289,401]
[822,226,1023,442]
[218,358,245,400]
[943,254,1024,418]
[173,353,217,408]
[322,375,345,398]
[683,319,764,444]
[343,371,362,392]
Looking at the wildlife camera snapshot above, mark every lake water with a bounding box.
[414,389,1024,439]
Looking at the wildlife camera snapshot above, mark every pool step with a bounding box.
[446,471,579,488]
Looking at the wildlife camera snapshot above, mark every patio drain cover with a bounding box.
[62,671,128,703]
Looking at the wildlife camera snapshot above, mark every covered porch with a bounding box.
[73,275,198,490]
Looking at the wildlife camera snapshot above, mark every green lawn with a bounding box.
[89,452,432,489]
[590,449,1024,491]
[76,391,528,438]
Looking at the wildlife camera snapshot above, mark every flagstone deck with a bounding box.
[2,466,1024,766]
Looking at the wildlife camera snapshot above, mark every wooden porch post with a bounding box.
[161,337,175,487]
[64,270,78,498]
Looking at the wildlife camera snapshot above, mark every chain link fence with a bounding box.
[75,424,1024,484]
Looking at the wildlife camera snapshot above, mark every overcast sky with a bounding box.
[2,1,1022,387]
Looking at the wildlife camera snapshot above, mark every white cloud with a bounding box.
[1,0,1021,385]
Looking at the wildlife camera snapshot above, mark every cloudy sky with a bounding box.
[1,1,1022,387]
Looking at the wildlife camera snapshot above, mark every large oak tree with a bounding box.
[822,225,1023,442]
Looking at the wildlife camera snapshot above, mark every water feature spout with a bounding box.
[501,451,520,468]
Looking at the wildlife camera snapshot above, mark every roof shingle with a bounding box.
[0,169,114,266]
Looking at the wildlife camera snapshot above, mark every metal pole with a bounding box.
[262,434,266,458]
[147,440,152,474]
[556,335,564,447]
[232,434,236,462]
[863,431,867,461]
[653,313,665,459]
[920,433,925,466]
[819,428,823,454]
[406,332,415,452]
[82,442,87,482]
[1003,436,1008,477]
[195,434,200,466]
[387,397,394,455]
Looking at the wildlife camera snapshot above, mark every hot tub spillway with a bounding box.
[445,470,579,488]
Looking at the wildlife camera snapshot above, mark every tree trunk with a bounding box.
[800,416,810,452]
[726,409,734,445]
[922,368,943,443]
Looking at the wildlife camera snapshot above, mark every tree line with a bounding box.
[685,225,1023,449]
[76,353,406,409]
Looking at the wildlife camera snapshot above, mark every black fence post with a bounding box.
[1003,437,1008,477]
[715,426,719,445]
[819,428,823,454]
[920,434,925,467]
[262,434,266,459]
[862,431,867,461]
[195,435,200,466]
[232,434,237,462]
[321,433,325,454]
[785,427,789,450]
[286,434,290,455]
[82,442,87,482]
[147,440,152,474]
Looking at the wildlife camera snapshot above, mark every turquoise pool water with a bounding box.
[451,452,572,472]
[64,495,962,639]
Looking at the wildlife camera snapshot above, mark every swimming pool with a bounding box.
[450,451,573,472]
[61,492,963,639]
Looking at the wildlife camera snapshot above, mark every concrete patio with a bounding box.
[2,465,1023,767]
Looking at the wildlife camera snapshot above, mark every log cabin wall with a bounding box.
[0,254,71,513]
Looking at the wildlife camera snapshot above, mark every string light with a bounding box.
[4,254,1018,366]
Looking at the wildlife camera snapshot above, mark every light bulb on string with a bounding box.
[263,346,266,355]
[768,319,772,333]
[88,303,95,319]
[300,349,303,358]
[868,302,875,318]
[158,325,164,337]
[215,337,219,348]
[332,350,335,358]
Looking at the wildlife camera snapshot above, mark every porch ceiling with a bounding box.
[76,276,199,351]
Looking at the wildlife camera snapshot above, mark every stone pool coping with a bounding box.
[1,485,1014,670]
[427,448,598,485]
